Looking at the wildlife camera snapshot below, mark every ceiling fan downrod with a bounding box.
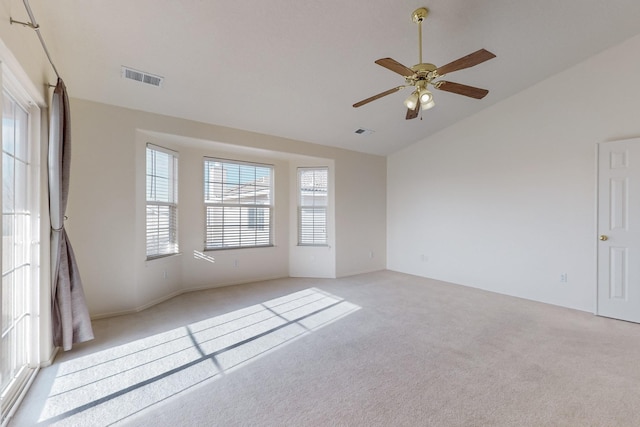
[412,8,429,65]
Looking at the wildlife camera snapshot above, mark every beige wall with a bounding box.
[67,99,386,317]
[335,150,387,277]
[388,34,640,312]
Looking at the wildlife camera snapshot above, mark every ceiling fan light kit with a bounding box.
[418,87,432,104]
[404,91,419,109]
[421,99,435,110]
[353,7,496,120]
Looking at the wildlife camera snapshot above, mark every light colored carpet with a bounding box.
[9,270,640,426]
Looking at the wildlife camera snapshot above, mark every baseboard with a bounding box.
[40,346,59,368]
[91,289,183,320]
[135,290,185,313]
[90,276,288,320]
[181,275,288,294]
[337,268,386,278]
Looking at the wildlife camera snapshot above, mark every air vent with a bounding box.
[121,66,164,87]
[354,128,375,136]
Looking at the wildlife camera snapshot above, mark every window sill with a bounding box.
[203,244,275,252]
[145,252,183,264]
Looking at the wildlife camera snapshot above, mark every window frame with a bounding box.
[145,143,179,260]
[203,157,274,251]
[297,167,328,247]
[0,69,41,422]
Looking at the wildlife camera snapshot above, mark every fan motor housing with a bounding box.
[411,63,437,74]
[407,63,438,85]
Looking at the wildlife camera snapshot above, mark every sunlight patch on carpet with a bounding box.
[37,288,360,426]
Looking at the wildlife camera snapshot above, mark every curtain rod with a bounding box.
[10,0,60,79]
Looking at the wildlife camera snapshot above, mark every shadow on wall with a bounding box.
[34,288,360,425]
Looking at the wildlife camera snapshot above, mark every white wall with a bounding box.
[67,99,386,318]
[388,34,640,312]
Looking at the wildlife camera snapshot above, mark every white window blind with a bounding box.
[204,158,273,250]
[146,144,178,258]
[298,167,328,246]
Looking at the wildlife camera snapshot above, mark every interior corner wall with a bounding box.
[335,151,387,277]
[66,98,386,317]
[387,33,640,312]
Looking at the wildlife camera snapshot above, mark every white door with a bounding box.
[597,138,640,323]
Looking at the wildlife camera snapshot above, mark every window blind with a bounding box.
[146,144,178,258]
[204,158,273,250]
[298,167,328,246]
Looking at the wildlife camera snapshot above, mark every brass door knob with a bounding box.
[599,235,608,241]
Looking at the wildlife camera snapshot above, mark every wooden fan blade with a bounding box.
[375,58,415,77]
[436,49,496,76]
[405,104,420,120]
[353,86,404,108]
[435,81,489,99]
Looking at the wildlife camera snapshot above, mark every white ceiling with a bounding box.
[24,0,640,156]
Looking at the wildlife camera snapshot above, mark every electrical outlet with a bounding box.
[233,259,239,268]
[560,273,568,283]
[369,251,374,259]
[421,254,428,262]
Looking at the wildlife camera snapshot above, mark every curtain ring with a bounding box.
[52,216,68,232]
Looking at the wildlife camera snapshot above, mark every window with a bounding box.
[146,144,178,259]
[248,208,265,230]
[1,87,39,420]
[298,167,328,246]
[204,158,273,250]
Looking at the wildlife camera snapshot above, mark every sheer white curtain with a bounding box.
[49,78,93,350]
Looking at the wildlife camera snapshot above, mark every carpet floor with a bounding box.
[9,270,640,426]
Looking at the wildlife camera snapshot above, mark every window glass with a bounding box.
[298,167,328,246]
[146,145,178,258]
[204,158,273,250]
[1,90,35,410]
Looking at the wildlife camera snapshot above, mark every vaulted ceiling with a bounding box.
[21,0,640,155]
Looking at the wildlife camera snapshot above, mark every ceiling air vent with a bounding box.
[121,66,164,87]
[354,128,375,136]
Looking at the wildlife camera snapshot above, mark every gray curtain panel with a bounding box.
[49,78,94,351]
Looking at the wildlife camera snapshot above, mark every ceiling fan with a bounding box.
[353,7,496,120]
